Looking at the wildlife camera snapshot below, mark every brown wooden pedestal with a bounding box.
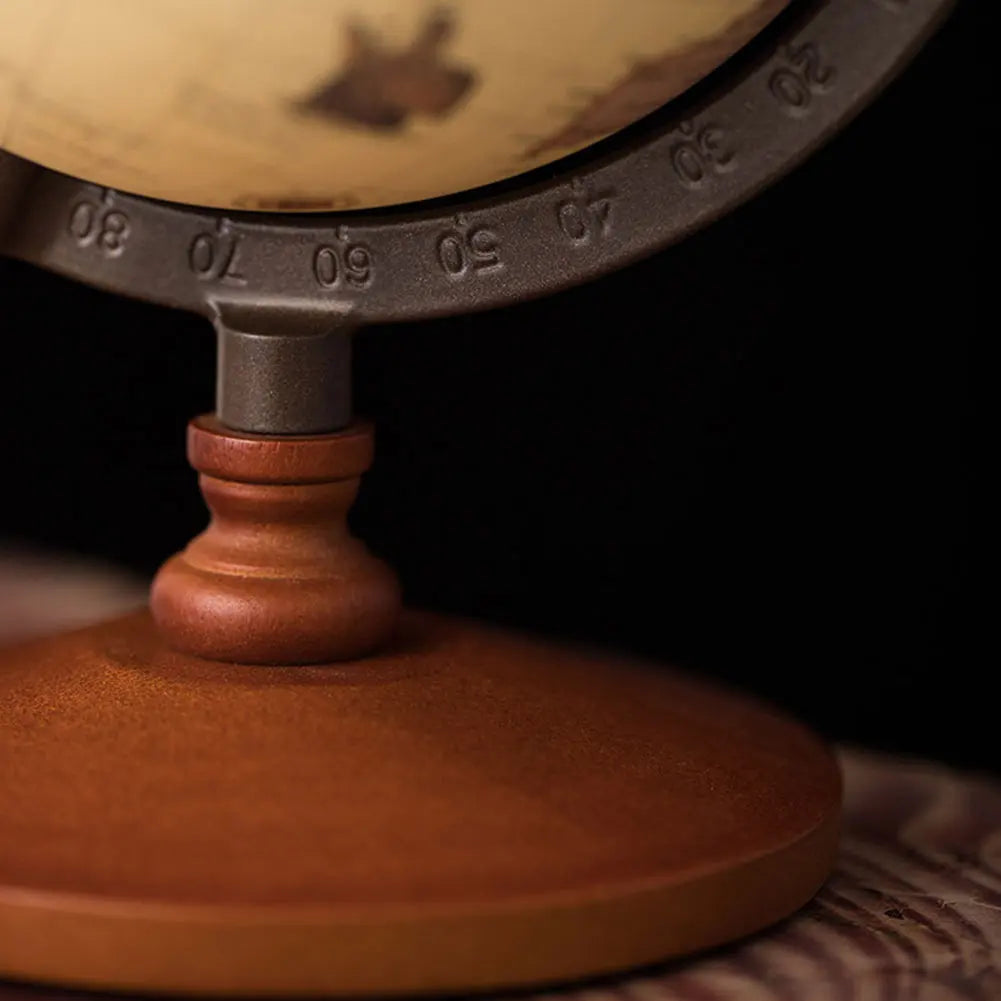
[0,419,841,996]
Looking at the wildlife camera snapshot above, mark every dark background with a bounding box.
[0,7,979,768]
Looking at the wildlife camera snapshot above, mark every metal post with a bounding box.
[214,307,353,435]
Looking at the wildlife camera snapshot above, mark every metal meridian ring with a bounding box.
[2,0,951,331]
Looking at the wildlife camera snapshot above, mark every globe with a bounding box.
[0,0,787,211]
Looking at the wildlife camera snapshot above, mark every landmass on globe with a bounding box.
[0,0,788,211]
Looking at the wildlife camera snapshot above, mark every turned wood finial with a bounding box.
[151,416,400,664]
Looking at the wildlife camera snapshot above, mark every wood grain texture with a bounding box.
[0,555,995,999]
[0,731,992,1001]
[536,751,1001,1001]
[150,417,401,664]
[0,611,839,994]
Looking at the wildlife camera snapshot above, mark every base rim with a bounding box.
[0,611,841,996]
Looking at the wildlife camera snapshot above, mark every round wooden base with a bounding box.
[0,612,840,997]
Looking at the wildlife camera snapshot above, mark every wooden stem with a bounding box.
[151,416,400,664]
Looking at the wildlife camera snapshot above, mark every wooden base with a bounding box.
[0,611,840,997]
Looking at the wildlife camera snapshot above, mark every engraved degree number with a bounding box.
[188,228,247,286]
[313,242,373,290]
[769,43,835,116]
[556,184,615,244]
[436,218,502,278]
[670,121,734,189]
[67,200,130,257]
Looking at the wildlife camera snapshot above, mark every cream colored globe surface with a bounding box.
[0,0,786,212]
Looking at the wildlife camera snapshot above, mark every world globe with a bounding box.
[0,0,787,211]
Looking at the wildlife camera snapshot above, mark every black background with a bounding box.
[0,6,979,769]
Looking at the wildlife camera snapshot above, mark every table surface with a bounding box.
[0,549,997,1001]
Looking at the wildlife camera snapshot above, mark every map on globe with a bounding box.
[0,0,786,211]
